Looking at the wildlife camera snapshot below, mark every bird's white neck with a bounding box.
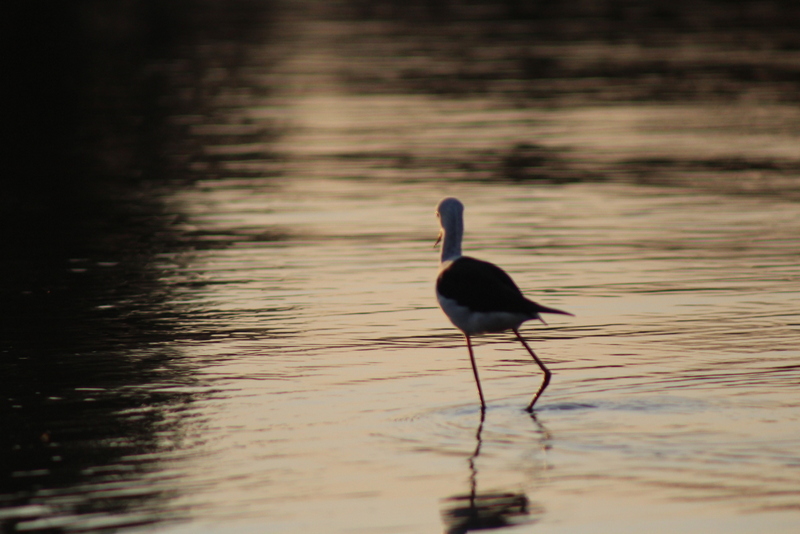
[440,215,463,263]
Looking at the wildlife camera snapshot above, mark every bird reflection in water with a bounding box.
[440,412,545,533]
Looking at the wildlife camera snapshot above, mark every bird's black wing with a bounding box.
[437,256,535,314]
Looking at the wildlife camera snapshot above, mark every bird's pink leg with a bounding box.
[514,329,551,412]
[465,334,486,411]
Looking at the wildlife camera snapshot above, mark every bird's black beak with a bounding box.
[434,230,442,248]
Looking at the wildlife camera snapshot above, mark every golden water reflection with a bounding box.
[157,177,800,533]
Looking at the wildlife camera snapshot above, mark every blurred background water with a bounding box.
[2,1,800,532]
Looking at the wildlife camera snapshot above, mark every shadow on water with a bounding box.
[440,412,546,534]
[1,1,277,531]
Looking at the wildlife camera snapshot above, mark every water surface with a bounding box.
[3,1,800,533]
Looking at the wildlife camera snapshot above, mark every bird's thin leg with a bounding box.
[514,329,551,412]
[465,334,486,411]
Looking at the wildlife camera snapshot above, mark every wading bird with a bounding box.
[435,197,572,412]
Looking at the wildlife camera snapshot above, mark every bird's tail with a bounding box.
[529,301,573,325]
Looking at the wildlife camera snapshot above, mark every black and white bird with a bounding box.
[435,197,572,412]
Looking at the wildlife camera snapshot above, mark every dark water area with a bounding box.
[2,1,800,532]
[3,2,277,531]
[348,0,800,102]
[336,0,800,197]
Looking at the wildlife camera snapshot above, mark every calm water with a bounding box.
[3,1,800,533]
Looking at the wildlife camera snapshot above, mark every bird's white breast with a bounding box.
[436,293,530,335]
